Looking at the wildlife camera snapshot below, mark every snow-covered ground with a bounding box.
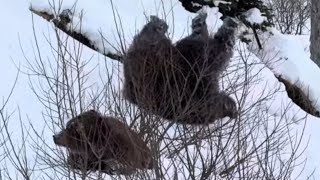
[1,0,320,179]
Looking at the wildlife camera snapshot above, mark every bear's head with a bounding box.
[53,110,108,152]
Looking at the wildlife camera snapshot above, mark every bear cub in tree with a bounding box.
[123,13,238,124]
[53,110,153,175]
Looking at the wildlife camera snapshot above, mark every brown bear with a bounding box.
[123,14,238,124]
[67,151,135,175]
[53,110,153,174]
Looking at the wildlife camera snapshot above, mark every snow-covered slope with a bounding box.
[245,28,320,113]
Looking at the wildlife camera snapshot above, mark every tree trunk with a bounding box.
[310,0,320,66]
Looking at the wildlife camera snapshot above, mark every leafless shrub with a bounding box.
[266,0,311,34]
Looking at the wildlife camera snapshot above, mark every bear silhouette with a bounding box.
[53,110,153,174]
[123,14,238,124]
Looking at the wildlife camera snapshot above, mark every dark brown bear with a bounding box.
[53,110,153,174]
[123,14,238,124]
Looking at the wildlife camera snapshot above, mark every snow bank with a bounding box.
[240,9,320,176]
[245,28,320,112]
[241,7,320,113]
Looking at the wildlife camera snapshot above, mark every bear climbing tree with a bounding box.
[123,13,238,124]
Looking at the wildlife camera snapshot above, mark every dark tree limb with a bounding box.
[248,24,263,49]
[276,75,320,117]
[29,7,123,62]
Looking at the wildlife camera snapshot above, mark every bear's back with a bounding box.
[98,116,153,169]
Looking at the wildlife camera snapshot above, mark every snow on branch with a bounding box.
[243,8,267,25]
[276,75,320,117]
[178,0,273,30]
[29,6,123,62]
[242,28,320,117]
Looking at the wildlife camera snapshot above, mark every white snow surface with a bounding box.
[245,28,320,112]
[211,0,232,7]
[244,7,267,25]
[0,0,319,179]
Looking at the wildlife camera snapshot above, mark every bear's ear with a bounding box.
[66,119,76,129]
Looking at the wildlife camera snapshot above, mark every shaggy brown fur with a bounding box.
[53,110,153,174]
[123,14,238,124]
[67,152,135,175]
